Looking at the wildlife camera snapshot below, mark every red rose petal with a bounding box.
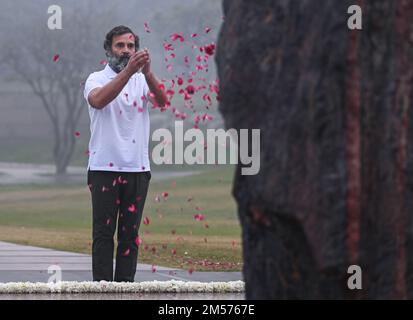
[143,216,150,225]
[135,236,142,246]
[144,22,151,33]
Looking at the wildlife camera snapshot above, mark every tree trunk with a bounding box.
[216,0,413,299]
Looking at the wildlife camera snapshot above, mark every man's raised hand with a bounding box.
[124,50,150,76]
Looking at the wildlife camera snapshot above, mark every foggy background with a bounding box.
[0,0,225,180]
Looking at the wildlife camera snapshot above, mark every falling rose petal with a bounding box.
[128,204,136,213]
[143,216,150,225]
[203,43,216,56]
[138,107,144,113]
[194,214,205,221]
[123,248,130,256]
[205,27,211,33]
[99,59,107,65]
[133,101,138,107]
[151,265,157,273]
[106,218,111,225]
[188,268,194,275]
[116,199,121,205]
[74,131,80,138]
[186,85,195,95]
[162,192,169,199]
[163,42,174,51]
[171,248,177,255]
[142,166,146,170]
[109,162,114,167]
[170,33,185,42]
[53,54,60,62]
[112,179,117,187]
[191,33,198,38]
[135,236,142,246]
[166,64,173,72]
[137,195,142,202]
[144,22,151,33]
[177,77,184,86]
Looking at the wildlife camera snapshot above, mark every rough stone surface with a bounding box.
[216,0,413,299]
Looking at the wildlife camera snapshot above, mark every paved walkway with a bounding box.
[0,241,243,283]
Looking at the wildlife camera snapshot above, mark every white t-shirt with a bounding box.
[83,64,151,172]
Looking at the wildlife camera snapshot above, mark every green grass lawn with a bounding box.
[0,166,242,271]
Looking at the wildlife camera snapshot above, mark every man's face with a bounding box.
[111,33,136,58]
[106,33,137,73]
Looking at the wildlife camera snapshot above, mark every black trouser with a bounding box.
[87,170,151,282]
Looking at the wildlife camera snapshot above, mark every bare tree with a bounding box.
[2,2,112,174]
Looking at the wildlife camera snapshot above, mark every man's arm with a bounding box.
[88,51,149,109]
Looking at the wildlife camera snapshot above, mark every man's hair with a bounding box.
[104,25,140,52]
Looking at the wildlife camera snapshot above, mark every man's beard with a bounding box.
[106,52,130,73]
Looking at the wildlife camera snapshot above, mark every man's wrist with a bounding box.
[144,71,154,79]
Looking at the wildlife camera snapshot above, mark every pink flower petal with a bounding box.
[135,236,142,246]
[144,22,151,33]
[143,216,150,225]
[186,85,195,95]
[128,204,136,213]
[74,131,80,137]
[194,214,205,221]
[170,33,185,42]
[123,248,130,256]
[53,54,60,62]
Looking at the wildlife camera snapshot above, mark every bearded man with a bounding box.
[84,25,168,282]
